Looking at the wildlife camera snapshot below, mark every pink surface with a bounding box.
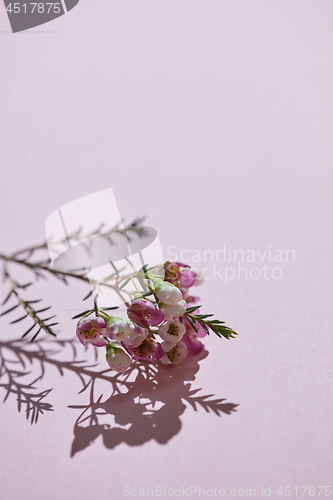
[0,1,332,499]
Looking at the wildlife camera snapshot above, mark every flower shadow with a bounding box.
[0,337,238,454]
[69,348,239,456]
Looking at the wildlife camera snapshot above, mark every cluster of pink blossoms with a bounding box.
[76,262,206,373]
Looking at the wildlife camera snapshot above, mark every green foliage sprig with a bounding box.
[183,306,238,340]
[0,219,146,341]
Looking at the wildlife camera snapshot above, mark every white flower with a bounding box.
[106,316,131,341]
[122,322,148,348]
[106,346,131,372]
[159,320,185,343]
[160,299,187,322]
[161,340,188,366]
[155,281,182,306]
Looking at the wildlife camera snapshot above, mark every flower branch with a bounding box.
[0,219,147,341]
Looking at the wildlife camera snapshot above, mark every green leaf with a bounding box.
[21,324,36,339]
[94,295,99,316]
[82,290,93,301]
[43,329,56,337]
[141,264,149,274]
[71,310,92,319]
[0,304,20,316]
[186,305,201,314]
[109,261,119,278]
[36,307,51,313]
[10,314,28,324]
[100,306,119,311]
[17,282,33,289]
[30,327,42,342]
[206,322,238,340]
[192,314,214,320]
[41,315,57,322]
[197,318,209,335]
[119,276,131,290]
[2,290,12,306]
[184,314,198,333]
[124,256,136,270]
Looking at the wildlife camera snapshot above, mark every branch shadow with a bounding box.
[0,338,56,423]
[69,349,239,456]
[0,338,239,454]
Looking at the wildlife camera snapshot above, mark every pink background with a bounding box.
[0,1,332,499]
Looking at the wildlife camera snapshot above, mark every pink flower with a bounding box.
[164,262,183,285]
[181,309,207,354]
[178,267,196,288]
[164,261,198,289]
[182,333,204,355]
[127,299,164,328]
[76,315,108,347]
[124,335,164,363]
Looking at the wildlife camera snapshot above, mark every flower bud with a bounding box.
[76,315,108,347]
[106,345,132,372]
[160,299,187,322]
[106,316,131,341]
[127,299,164,328]
[155,281,182,306]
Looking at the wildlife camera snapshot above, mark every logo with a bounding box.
[45,188,164,308]
[3,0,80,33]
